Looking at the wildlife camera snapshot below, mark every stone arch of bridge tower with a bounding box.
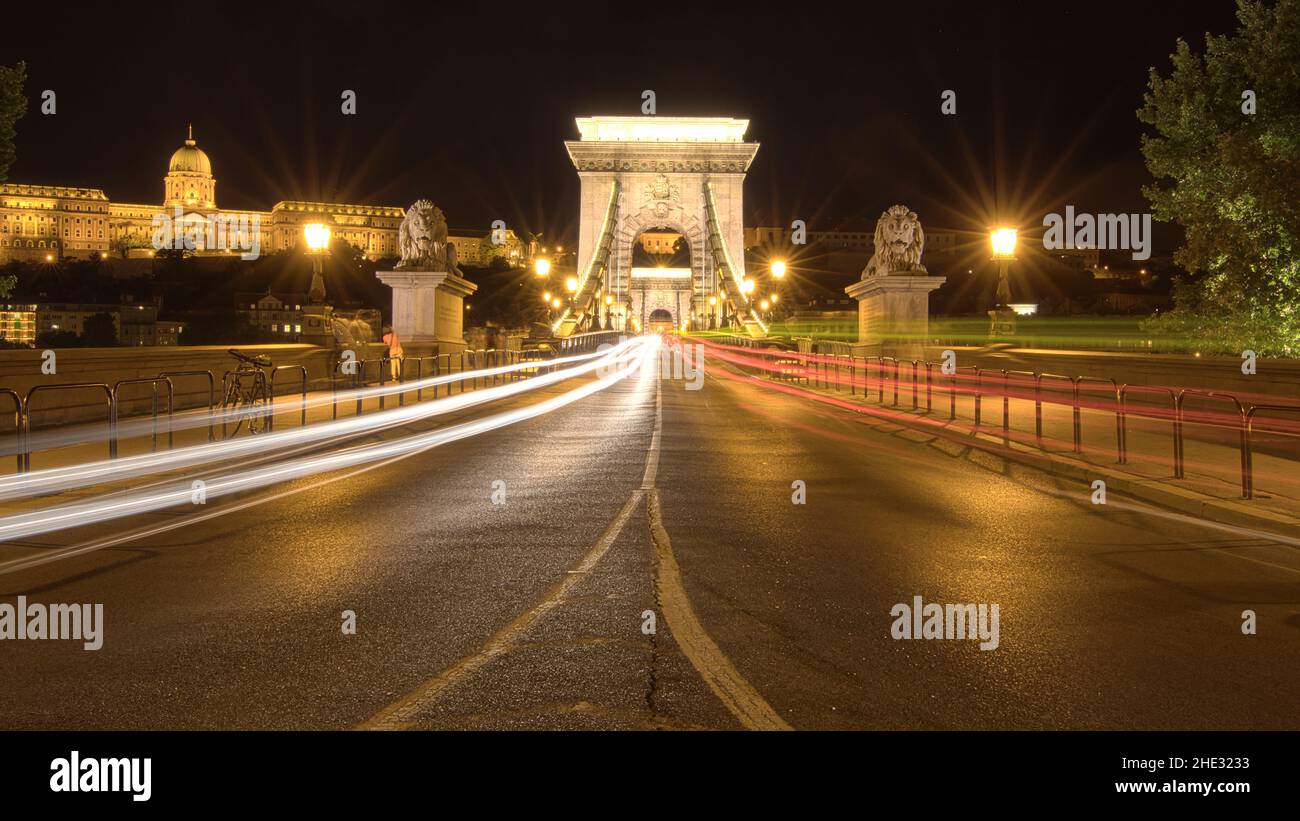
[610,201,709,296]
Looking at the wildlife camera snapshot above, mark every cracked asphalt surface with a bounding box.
[1,349,1297,730]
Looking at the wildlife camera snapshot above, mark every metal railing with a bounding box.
[1244,405,1300,500]
[0,389,21,473]
[1118,385,1180,476]
[558,330,625,355]
[159,370,216,441]
[1034,374,1076,445]
[269,365,309,430]
[1074,377,1121,462]
[111,377,175,453]
[23,382,114,471]
[1176,389,1248,498]
[726,339,1292,501]
[3,345,574,474]
[951,365,978,422]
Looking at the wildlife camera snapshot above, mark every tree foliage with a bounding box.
[0,61,26,183]
[1138,0,1300,354]
[81,312,118,347]
[0,62,25,298]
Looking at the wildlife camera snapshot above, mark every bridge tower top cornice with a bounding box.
[565,116,759,173]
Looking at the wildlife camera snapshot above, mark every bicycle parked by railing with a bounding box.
[222,349,273,436]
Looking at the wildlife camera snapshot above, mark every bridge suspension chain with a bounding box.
[703,179,766,337]
[556,180,621,337]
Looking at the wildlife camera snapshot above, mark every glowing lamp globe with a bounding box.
[990,228,1017,260]
[304,223,331,253]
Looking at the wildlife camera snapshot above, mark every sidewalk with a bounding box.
[726,349,1300,538]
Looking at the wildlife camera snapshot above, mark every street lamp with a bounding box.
[741,278,755,295]
[987,227,1020,339]
[304,222,331,254]
[771,260,786,279]
[304,222,331,304]
[989,228,1017,306]
[565,276,579,294]
[534,257,551,277]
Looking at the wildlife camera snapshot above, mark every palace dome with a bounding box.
[168,127,212,175]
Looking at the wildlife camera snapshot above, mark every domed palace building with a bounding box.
[0,126,407,263]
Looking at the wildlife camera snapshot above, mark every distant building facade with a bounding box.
[237,291,306,339]
[0,304,37,346]
[744,225,959,255]
[27,302,184,346]
[0,126,524,267]
[639,231,683,254]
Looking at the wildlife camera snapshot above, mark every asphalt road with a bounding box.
[1,347,1297,730]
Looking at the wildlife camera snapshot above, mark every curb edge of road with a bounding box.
[965,429,1300,537]
[730,365,1300,540]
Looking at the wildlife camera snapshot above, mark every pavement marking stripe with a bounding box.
[358,490,645,731]
[640,376,662,489]
[643,376,792,731]
[646,489,792,731]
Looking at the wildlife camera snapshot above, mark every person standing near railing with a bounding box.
[382,325,403,381]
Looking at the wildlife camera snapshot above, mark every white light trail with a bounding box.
[0,339,660,543]
[0,338,649,502]
[11,344,625,457]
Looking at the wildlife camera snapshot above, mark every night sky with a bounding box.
[1,1,1240,253]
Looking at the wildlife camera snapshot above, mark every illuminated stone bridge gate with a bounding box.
[559,116,765,337]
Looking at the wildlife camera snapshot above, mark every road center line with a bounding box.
[643,377,792,731]
[358,490,644,730]
[361,350,791,731]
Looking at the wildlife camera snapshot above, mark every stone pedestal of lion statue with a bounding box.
[375,200,478,355]
[845,205,945,363]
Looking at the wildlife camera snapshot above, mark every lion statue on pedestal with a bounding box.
[861,204,926,278]
[397,199,461,274]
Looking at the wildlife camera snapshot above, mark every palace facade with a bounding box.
[0,128,529,266]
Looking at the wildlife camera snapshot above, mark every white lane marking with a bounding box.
[362,342,790,731]
[360,490,645,731]
[359,351,664,729]
[642,378,792,730]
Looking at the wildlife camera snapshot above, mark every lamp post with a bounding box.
[304,222,331,305]
[990,228,1017,306]
[769,259,787,325]
[988,227,1018,338]
[301,222,334,346]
